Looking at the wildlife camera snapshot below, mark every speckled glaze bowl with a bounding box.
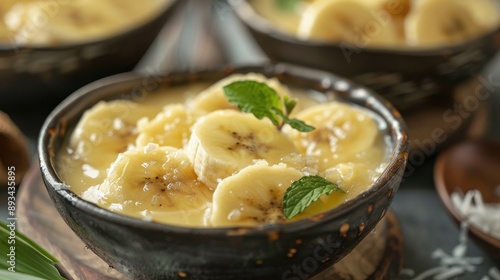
[0,0,183,107]
[38,63,409,280]
[228,0,500,111]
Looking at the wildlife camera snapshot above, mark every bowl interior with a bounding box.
[228,0,500,112]
[230,0,500,54]
[0,0,179,50]
[37,63,410,279]
[0,0,183,108]
[39,62,409,233]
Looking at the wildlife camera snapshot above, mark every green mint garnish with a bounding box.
[223,80,315,132]
[223,80,282,126]
[277,0,302,12]
[283,176,344,219]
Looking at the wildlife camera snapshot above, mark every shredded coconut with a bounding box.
[451,190,500,239]
[144,142,159,153]
[489,267,500,280]
[401,197,499,280]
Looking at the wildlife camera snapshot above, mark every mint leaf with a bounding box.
[286,118,315,132]
[224,81,281,126]
[273,108,315,132]
[283,176,344,219]
[277,0,301,11]
[223,80,315,133]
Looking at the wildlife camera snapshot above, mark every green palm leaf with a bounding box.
[0,222,66,280]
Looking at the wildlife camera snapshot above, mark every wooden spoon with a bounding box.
[0,111,30,186]
[434,138,500,259]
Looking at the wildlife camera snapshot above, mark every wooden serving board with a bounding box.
[17,160,403,280]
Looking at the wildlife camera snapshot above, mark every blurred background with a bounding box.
[1,0,499,279]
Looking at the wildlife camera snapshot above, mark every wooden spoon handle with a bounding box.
[0,111,30,186]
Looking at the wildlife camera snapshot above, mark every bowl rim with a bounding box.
[228,0,500,56]
[38,62,410,236]
[434,139,500,249]
[0,0,181,51]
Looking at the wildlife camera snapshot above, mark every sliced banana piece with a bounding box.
[31,0,165,44]
[92,144,213,218]
[251,0,306,34]
[4,3,51,44]
[69,100,160,175]
[284,102,379,171]
[463,0,500,30]
[210,163,303,227]
[297,0,401,46]
[42,0,122,42]
[323,163,373,195]
[136,104,195,148]
[362,0,412,41]
[302,162,371,216]
[187,73,291,114]
[185,110,299,189]
[405,0,486,46]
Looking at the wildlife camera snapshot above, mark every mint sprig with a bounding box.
[283,176,344,219]
[223,80,315,132]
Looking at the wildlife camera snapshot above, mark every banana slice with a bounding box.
[185,110,299,189]
[297,0,401,46]
[89,144,213,220]
[302,163,372,216]
[40,0,164,43]
[45,1,122,42]
[4,3,51,44]
[4,1,119,44]
[69,100,160,173]
[323,163,373,196]
[3,0,167,44]
[210,163,303,227]
[463,0,500,30]
[405,0,486,46]
[187,73,291,114]
[251,0,308,34]
[284,102,379,171]
[136,104,195,148]
[362,0,412,41]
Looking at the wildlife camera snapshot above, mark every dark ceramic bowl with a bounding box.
[38,63,410,280]
[228,0,500,111]
[0,0,183,108]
